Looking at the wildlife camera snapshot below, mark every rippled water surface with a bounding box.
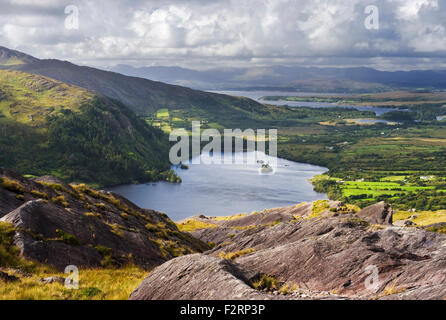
[109,152,327,221]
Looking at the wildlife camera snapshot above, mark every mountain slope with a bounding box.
[0,70,171,186]
[0,46,268,122]
[0,168,208,270]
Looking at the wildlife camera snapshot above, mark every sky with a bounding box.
[1,0,446,70]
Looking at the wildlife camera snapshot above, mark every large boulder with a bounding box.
[356,202,393,225]
[130,254,281,300]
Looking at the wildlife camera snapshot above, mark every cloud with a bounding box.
[0,0,445,69]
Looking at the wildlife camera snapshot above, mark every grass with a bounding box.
[150,239,191,258]
[0,222,27,268]
[0,70,94,124]
[106,223,125,238]
[393,210,446,227]
[84,212,101,218]
[0,265,148,300]
[230,225,256,230]
[55,229,80,246]
[425,225,446,234]
[212,213,247,221]
[1,221,148,300]
[252,275,280,291]
[307,200,330,219]
[344,217,370,228]
[339,181,434,198]
[51,195,69,207]
[312,171,446,210]
[380,175,407,182]
[368,224,388,232]
[217,248,256,260]
[176,219,217,232]
[94,203,107,209]
[0,177,26,194]
[156,108,170,119]
[378,279,407,298]
[31,190,49,199]
[144,222,164,236]
[279,284,289,295]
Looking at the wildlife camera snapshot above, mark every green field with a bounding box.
[156,108,170,119]
[312,172,446,210]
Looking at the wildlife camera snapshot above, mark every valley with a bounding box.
[0,46,446,301]
[145,87,446,213]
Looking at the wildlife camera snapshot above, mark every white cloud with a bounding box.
[0,0,445,69]
[395,0,438,20]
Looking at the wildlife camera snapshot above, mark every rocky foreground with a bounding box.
[1,167,445,300]
[0,168,207,270]
[131,201,446,300]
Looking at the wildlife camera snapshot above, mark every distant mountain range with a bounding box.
[112,64,446,93]
[0,46,264,118]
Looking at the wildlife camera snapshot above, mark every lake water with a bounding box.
[109,152,327,221]
[210,90,405,116]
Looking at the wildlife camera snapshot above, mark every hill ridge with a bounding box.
[0,69,172,186]
[0,46,268,121]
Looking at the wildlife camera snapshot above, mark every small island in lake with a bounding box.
[260,163,274,173]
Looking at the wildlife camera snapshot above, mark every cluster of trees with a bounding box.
[373,190,446,211]
[48,98,172,186]
[380,111,416,122]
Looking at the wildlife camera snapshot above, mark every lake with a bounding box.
[109,152,327,221]
[210,90,405,116]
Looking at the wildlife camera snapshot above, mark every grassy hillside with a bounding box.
[0,47,380,129]
[0,70,171,186]
[0,70,94,123]
[0,47,269,122]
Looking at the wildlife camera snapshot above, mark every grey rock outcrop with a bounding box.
[393,220,416,227]
[356,201,393,225]
[130,254,282,300]
[0,168,208,270]
[39,276,65,285]
[133,202,446,300]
